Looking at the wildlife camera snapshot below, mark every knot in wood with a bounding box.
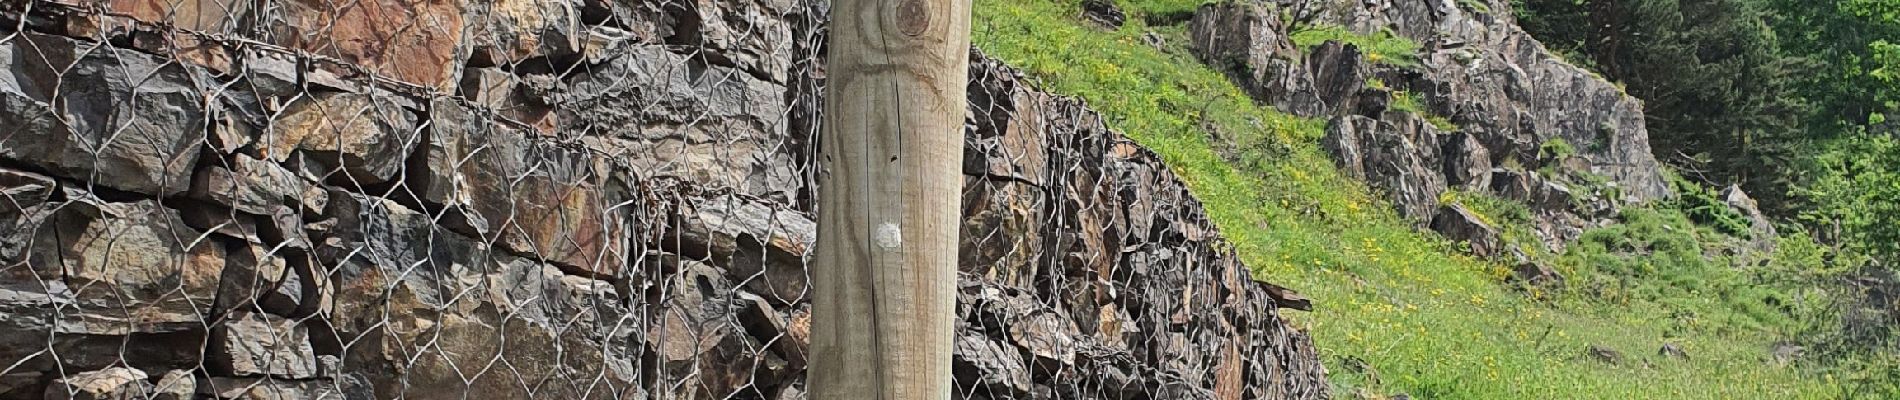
[896,0,930,37]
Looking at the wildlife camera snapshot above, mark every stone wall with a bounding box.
[0,0,1326,399]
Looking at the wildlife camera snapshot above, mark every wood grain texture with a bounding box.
[808,0,971,397]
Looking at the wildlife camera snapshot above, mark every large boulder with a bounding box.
[1431,204,1501,258]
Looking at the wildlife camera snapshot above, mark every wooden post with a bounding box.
[809,0,970,396]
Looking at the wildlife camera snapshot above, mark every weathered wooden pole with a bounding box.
[808,0,971,395]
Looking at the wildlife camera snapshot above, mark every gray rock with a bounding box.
[1290,0,1671,201]
[4,196,226,334]
[1431,204,1500,258]
[1324,114,1449,223]
[201,377,341,400]
[420,100,627,277]
[1721,185,1778,244]
[1491,169,1573,212]
[1082,0,1127,28]
[1586,345,1626,366]
[678,0,796,83]
[0,33,206,196]
[561,45,799,203]
[669,194,816,304]
[177,201,265,243]
[1510,262,1565,289]
[0,167,57,215]
[211,312,319,378]
[152,370,196,400]
[953,331,1033,397]
[216,243,300,315]
[1189,1,1325,116]
[1659,343,1689,360]
[647,256,762,399]
[1306,41,1376,117]
[1443,133,1493,190]
[190,154,330,216]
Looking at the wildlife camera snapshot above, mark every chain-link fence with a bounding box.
[0,0,1325,398]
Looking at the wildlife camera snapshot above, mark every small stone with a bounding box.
[201,377,340,400]
[1659,343,1689,360]
[1260,281,1314,311]
[1586,345,1625,366]
[953,332,1032,397]
[0,167,58,215]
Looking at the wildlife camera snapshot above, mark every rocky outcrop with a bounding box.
[1191,0,1672,258]
[0,1,1326,399]
[1323,113,1449,223]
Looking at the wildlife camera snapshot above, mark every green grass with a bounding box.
[974,0,1842,397]
[1290,24,1422,67]
[1384,86,1459,131]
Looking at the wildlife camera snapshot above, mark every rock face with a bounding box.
[1324,113,1449,223]
[1192,0,1674,257]
[0,1,1327,399]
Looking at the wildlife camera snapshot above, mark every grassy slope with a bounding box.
[972,0,1840,397]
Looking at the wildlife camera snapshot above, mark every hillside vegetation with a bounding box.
[973,0,1866,397]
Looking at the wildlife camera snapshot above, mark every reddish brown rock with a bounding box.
[266,0,468,90]
[103,0,249,32]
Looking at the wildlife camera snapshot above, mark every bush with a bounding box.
[1665,174,1755,237]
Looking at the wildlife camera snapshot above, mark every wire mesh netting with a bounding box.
[0,0,1326,398]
